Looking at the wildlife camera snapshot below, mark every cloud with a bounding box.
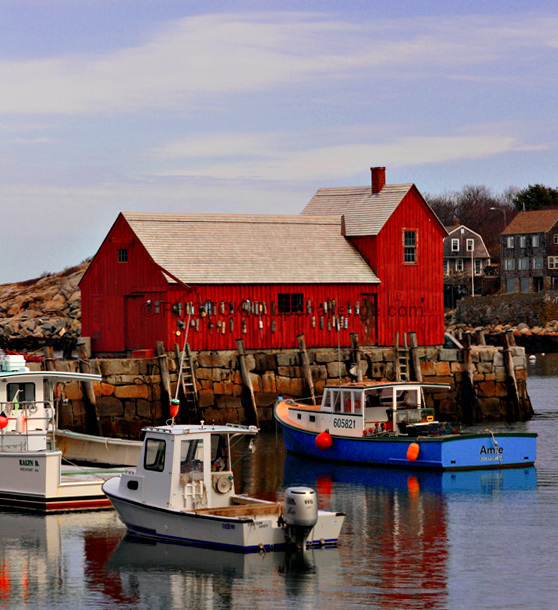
[0,12,556,115]
[148,131,542,181]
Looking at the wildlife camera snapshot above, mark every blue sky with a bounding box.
[0,1,556,283]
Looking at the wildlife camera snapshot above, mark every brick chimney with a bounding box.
[371,166,386,194]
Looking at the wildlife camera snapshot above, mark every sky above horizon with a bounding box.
[1,1,556,284]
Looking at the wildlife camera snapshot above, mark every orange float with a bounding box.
[406,442,420,461]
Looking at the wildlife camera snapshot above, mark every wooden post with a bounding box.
[409,332,423,382]
[350,333,363,382]
[503,331,520,420]
[43,346,56,372]
[476,330,486,346]
[156,341,172,415]
[394,332,401,381]
[297,334,316,405]
[461,333,480,424]
[76,342,102,436]
[236,339,259,426]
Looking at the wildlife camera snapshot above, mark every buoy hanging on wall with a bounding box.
[315,430,333,451]
[406,442,420,461]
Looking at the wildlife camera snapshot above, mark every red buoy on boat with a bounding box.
[0,412,7,429]
[315,430,333,451]
[170,399,180,419]
[406,442,420,461]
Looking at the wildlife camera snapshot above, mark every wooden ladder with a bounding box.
[394,332,411,382]
[175,343,199,422]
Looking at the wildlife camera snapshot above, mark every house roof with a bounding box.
[122,212,380,285]
[443,224,491,258]
[502,210,558,235]
[301,183,442,236]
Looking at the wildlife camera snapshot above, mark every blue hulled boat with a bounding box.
[274,382,536,471]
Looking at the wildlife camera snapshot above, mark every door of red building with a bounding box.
[360,293,377,345]
[124,293,166,351]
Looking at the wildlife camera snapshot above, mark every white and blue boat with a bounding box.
[274,381,537,471]
[103,422,345,552]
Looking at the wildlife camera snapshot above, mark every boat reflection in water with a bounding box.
[281,454,537,610]
[107,534,341,604]
[283,453,538,496]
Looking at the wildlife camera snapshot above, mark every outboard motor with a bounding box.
[283,487,318,550]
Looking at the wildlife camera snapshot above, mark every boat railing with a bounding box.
[0,400,57,452]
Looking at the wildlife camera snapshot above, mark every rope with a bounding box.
[483,428,502,465]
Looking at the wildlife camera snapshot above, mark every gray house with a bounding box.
[444,225,491,283]
[500,209,558,293]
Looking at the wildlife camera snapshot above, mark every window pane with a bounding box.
[144,439,166,472]
[404,231,416,246]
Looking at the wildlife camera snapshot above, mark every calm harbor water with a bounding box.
[1,354,557,610]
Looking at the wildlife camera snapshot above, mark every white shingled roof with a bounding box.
[122,212,380,285]
[301,184,414,236]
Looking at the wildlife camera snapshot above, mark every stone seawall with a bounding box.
[52,343,531,438]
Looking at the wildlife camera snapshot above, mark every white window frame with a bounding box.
[548,256,558,269]
[554,235,558,245]
[504,258,516,271]
[533,257,543,269]
[451,238,459,252]
[474,259,483,275]
[532,235,540,247]
[444,259,450,275]
[506,236,514,248]
[456,259,464,272]
[466,238,474,252]
[518,257,530,270]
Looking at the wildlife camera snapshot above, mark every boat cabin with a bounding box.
[287,382,450,438]
[0,355,101,453]
[118,423,259,513]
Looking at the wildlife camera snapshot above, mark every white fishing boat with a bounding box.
[0,353,125,512]
[55,428,142,467]
[103,422,346,552]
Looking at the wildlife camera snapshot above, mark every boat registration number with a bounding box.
[333,418,356,430]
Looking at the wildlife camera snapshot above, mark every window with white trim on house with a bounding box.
[456,259,464,272]
[466,238,474,252]
[506,236,514,248]
[554,234,558,245]
[548,256,558,269]
[403,230,417,264]
[532,235,540,247]
[518,258,529,270]
[474,259,483,275]
[451,238,459,252]
[519,236,527,248]
[444,259,450,275]
[504,258,515,270]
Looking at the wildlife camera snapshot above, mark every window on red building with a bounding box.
[403,230,417,264]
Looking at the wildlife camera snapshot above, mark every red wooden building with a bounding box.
[80,167,446,353]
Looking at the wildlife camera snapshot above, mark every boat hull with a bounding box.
[103,478,344,553]
[0,450,121,512]
[278,420,537,471]
[55,429,142,467]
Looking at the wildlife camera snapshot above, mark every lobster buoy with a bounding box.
[0,412,8,429]
[406,442,420,462]
[170,399,180,419]
[315,430,332,451]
